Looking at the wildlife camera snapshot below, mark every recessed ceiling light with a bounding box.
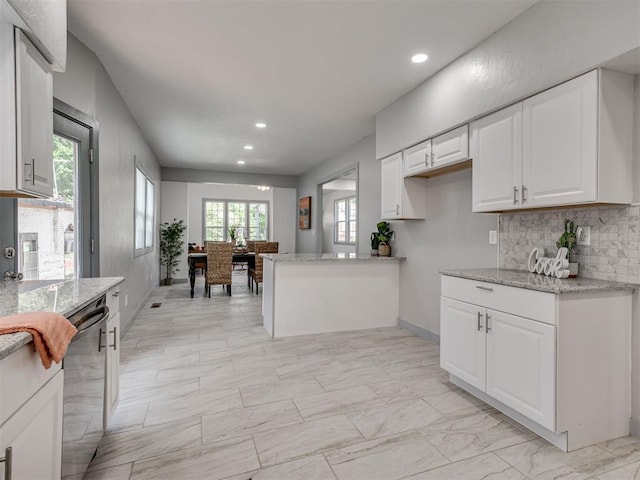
[255,122,267,128]
[411,53,428,64]
[237,160,245,165]
[244,145,254,150]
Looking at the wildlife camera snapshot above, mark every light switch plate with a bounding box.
[489,230,497,245]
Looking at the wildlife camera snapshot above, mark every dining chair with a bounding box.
[249,241,278,295]
[206,241,233,297]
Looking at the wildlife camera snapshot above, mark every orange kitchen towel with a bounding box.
[0,312,77,369]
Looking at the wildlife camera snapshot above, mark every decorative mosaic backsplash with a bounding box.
[499,205,640,283]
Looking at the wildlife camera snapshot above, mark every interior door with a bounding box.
[485,309,556,430]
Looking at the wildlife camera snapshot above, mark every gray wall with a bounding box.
[376,1,640,159]
[297,135,378,255]
[53,34,162,333]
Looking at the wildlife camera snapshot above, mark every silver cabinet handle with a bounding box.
[424,151,429,167]
[477,312,484,331]
[396,204,400,216]
[1,447,12,480]
[109,326,117,350]
[99,328,106,352]
[486,314,492,332]
[522,185,527,204]
[430,152,435,167]
[475,285,494,292]
[513,186,519,204]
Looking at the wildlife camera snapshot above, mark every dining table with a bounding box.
[187,251,255,298]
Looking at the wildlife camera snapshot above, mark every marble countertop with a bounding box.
[0,277,124,361]
[440,268,638,294]
[261,253,406,262]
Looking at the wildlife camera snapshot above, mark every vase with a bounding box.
[568,263,579,278]
[163,278,173,286]
[370,249,379,256]
[378,244,391,257]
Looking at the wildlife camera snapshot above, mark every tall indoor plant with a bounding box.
[160,218,187,285]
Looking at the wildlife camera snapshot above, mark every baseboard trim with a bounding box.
[159,278,188,286]
[121,287,154,337]
[630,417,640,439]
[398,318,440,344]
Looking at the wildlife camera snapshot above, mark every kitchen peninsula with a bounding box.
[261,253,405,338]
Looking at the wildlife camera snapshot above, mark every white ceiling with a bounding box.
[67,0,537,176]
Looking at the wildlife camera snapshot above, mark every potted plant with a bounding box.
[375,221,394,257]
[556,219,579,277]
[370,232,381,255]
[228,226,238,245]
[160,218,187,285]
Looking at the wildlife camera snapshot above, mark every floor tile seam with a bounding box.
[321,451,341,480]
[394,452,512,480]
[492,438,555,478]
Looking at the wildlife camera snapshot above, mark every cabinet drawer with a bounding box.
[0,343,61,425]
[441,276,556,325]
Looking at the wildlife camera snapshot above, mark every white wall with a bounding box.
[160,181,296,279]
[376,1,640,159]
[53,34,161,333]
[297,135,378,255]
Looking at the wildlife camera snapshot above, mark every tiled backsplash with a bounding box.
[499,205,640,283]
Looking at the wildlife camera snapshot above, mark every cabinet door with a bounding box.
[471,103,523,212]
[432,125,469,169]
[403,140,431,177]
[440,297,486,391]
[104,311,120,429]
[381,153,402,219]
[15,28,53,198]
[486,309,556,430]
[522,71,597,208]
[0,370,63,480]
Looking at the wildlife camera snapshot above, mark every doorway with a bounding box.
[318,166,358,255]
[13,99,99,279]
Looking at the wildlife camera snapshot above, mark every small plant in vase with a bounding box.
[228,226,238,246]
[556,219,579,277]
[375,221,394,257]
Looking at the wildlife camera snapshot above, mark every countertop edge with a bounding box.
[0,277,125,362]
[440,269,638,294]
[262,254,406,262]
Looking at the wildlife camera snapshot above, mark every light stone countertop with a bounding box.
[440,268,638,294]
[0,277,124,361]
[261,253,406,262]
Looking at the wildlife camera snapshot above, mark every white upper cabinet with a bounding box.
[403,140,431,177]
[431,125,469,169]
[471,103,523,211]
[381,153,425,220]
[0,25,53,198]
[522,71,597,207]
[473,69,633,212]
[403,125,470,178]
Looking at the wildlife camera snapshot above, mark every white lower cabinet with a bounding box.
[0,369,63,480]
[485,309,555,430]
[441,275,631,451]
[104,288,121,428]
[440,297,555,430]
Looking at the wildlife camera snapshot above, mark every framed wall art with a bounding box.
[299,196,311,229]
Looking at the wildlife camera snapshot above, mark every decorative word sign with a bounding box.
[527,247,570,279]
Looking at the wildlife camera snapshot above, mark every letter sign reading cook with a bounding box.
[527,247,570,279]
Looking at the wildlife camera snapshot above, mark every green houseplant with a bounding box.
[228,226,238,245]
[374,221,394,257]
[556,219,579,277]
[160,218,187,285]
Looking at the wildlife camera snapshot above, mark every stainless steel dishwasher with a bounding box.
[61,295,109,479]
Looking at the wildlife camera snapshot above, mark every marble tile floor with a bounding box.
[78,272,640,480]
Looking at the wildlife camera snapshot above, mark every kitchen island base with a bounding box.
[262,254,403,338]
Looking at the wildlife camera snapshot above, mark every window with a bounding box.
[19,233,39,280]
[135,166,155,254]
[334,196,356,245]
[203,200,269,242]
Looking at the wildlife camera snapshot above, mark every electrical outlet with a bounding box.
[577,226,591,246]
[489,230,497,245]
